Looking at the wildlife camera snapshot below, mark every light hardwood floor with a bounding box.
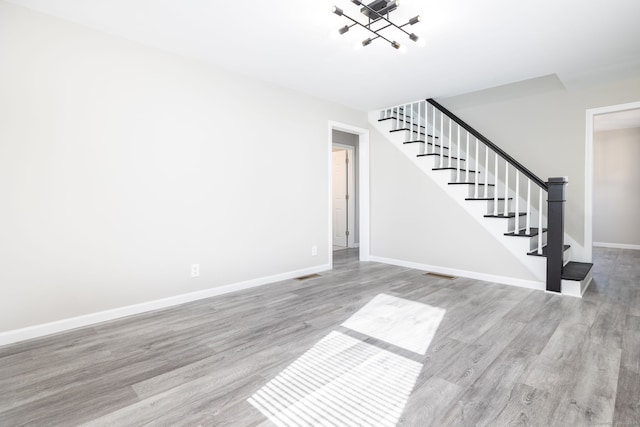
[1,248,639,426]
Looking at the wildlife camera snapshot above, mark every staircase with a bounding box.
[370,98,593,296]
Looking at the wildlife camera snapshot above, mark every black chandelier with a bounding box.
[332,0,421,50]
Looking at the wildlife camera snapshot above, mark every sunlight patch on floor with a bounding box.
[248,330,421,426]
[342,293,446,355]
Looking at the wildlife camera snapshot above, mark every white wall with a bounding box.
[593,127,640,246]
[0,2,366,334]
[438,74,640,260]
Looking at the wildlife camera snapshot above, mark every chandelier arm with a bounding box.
[340,12,397,46]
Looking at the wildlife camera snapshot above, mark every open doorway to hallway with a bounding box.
[591,107,640,252]
[332,130,358,251]
[328,121,370,265]
[585,100,640,261]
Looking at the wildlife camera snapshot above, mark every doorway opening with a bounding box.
[585,101,640,260]
[332,141,356,251]
[328,121,370,267]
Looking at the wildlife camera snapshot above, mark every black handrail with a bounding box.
[427,98,548,190]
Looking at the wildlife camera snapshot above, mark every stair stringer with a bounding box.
[369,111,547,289]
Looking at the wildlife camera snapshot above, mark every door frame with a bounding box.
[328,121,370,267]
[332,144,356,248]
[585,100,640,261]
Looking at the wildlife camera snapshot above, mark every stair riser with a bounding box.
[527,233,548,252]
[466,186,495,198]
[420,146,451,156]
[445,169,479,183]
[435,158,466,170]
[507,215,527,232]
[393,128,437,141]
[486,200,510,215]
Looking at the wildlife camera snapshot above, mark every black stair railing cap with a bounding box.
[547,177,568,183]
[426,98,548,191]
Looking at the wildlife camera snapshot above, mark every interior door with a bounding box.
[332,149,348,247]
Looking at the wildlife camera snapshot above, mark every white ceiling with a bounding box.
[7,0,640,110]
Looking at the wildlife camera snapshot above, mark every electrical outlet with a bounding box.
[311,245,318,256]
[191,264,200,278]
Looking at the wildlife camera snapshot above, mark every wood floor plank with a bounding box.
[438,320,527,388]
[489,382,562,427]
[397,377,462,426]
[437,348,536,426]
[613,367,640,427]
[549,342,621,426]
[622,324,640,375]
[589,301,627,349]
[507,296,563,354]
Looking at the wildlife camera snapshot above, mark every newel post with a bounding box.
[546,177,568,293]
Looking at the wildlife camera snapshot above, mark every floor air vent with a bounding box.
[424,272,457,280]
[295,273,321,280]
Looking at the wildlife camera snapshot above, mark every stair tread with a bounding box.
[417,153,465,161]
[527,244,571,257]
[484,212,527,218]
[504,227,547,237]
[562,261,593,281]
[379,116,426,128]
[466,197,512,201]
[405,140,447,146]
[416,144,450,152]
[390,129,439,138]
[433,167,478,173]
[448,182,495,187]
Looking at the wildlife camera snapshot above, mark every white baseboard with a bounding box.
[369,256,545,291]
[0,263,330,347]
[593,242,640,251]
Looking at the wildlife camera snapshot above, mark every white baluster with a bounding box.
[504,162,509,217]
[417,102,423,154]
[418,102,422,139]
[456,126,461,182]
[448,118,453,168]
[431,103,436,154]
[410,103,414,141]
[415,102,419,141]
[494,152,499,216]
[474,138,479,198]
[392,106,397,130]
[416,102,421,141]
[484,145,489,198]
[406,103,410,130]
[440,110,444,166]
[526,179,531,235]
[514,172,520,233]
[538,188,543,255]
[421,101,425,142]
[465,132,470,183]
